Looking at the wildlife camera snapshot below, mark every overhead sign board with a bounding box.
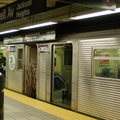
[4,36,24,44]
[24,31,56,42]
[0,0,46,23]
[59,0,116,10]
[4,30,56,44]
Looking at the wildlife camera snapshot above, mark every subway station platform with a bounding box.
[4,89,97,120]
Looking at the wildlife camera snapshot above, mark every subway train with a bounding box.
[3,20,120,120]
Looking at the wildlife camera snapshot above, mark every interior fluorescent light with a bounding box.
[0,29,19,35]
[71,8,120,20]
[20,22,57,30]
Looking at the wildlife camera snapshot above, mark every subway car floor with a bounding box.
[4,89,97,120]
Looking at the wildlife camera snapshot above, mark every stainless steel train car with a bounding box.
[4,28,120,120]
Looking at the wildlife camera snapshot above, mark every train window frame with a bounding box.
[17,48,23,70]
[92,46,120,79]
[63,49,72,66]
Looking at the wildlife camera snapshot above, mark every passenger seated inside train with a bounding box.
[102,68,111,77]
[54,72,67,91]
[54,72,68,100]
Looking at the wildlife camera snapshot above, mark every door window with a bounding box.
[18,49,23,69]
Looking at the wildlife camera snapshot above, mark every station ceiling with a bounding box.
[1,0,120,34]
[0,0,120,9]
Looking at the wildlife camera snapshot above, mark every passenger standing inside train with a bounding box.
[0,53,6,76]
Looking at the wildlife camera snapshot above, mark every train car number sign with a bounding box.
[39,45,48,53]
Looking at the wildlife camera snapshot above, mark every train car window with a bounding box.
[64,49,72,65]
[18,49,23,69]
[93,48,120,79]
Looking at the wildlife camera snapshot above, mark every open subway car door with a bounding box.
[23,44,37,98]
[52,43,72,108]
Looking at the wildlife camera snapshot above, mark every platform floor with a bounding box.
[4,89,97,120]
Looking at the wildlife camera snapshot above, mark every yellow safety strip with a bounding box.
[4,89,97,120]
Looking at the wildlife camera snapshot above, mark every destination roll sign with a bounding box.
[0,0,46,23]
[58,0,116,10]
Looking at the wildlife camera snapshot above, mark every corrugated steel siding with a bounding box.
[39,53,47,101]
[78,38,120,120]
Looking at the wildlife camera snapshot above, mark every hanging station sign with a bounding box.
[0,0,46,23]
[4,36,24,44]
[4,30,56,44]
[59,0,116,10]
[24,31,56,42]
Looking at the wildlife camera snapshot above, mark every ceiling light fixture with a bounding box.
[70,8,120,20]
[19,22,57,30]
[0,29,19,35]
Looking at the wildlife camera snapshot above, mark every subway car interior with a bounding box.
[52,43,72,108]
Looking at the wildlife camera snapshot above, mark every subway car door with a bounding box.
[23,44,37,98]
[6,45,24,93]
[52,43,72,108]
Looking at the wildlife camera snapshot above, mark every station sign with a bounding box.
[4,30,56,44]
[4,36,24,44]
[58,0,116,10]
[0,0,46,23]
[24,31,56,42]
